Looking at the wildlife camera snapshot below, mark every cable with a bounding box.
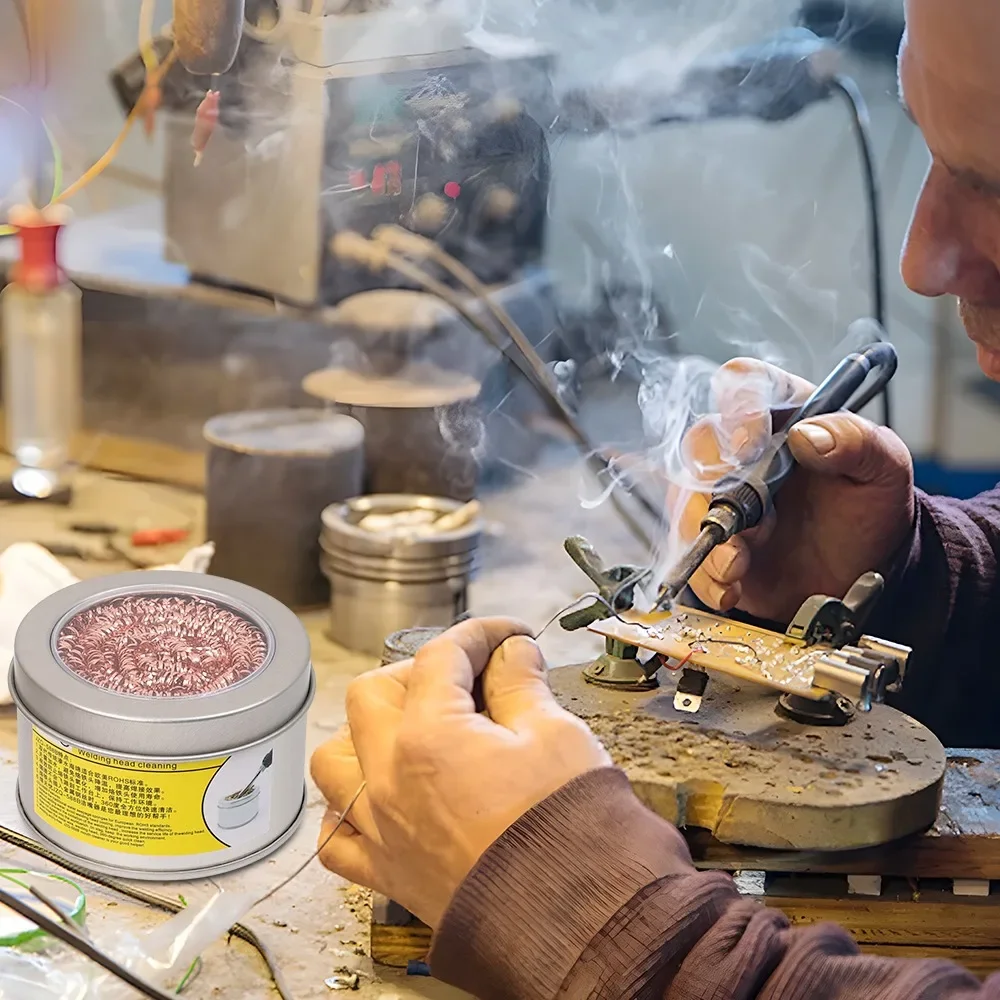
[353,229,660,547]
[831,74,892,429]
[54,46,177,205]
[139,0,160,75]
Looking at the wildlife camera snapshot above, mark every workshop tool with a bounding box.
[563,530,908,719]
[0,869,85,948]
[143,4,554,307]
[552,530,944,852]
[656,340,898,609]
[320,495,481,657]
[204,408,364,609]
[0,885,177,1000]
[1,205,81,503]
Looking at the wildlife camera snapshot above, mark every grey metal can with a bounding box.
[9,571,314,881]
[320,495,480,657]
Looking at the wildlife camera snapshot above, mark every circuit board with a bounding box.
[588,606,835,700]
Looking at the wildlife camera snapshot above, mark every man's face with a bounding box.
[900,0,1000,378]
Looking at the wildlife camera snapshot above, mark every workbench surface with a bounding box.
[0,451,640,998]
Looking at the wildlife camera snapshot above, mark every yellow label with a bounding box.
[32,729,229,856]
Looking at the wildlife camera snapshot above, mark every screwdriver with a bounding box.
[655,341,898,610]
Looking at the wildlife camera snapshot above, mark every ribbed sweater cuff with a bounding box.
[428,767,693,1000]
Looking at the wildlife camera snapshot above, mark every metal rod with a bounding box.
[0,885,178,1000]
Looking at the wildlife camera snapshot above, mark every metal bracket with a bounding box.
[561,536,659,691]
[673,667,709,713]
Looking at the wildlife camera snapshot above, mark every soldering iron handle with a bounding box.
[786,341,898,425]
[711,342,898,531]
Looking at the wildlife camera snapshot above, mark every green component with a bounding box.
[0,869,86,950]
[561,536,658,690]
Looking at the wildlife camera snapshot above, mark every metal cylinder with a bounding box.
[205,409,364,609]
[302,367,481,503]
[321,495,480,657]
[813,657,873,711]
[10,571,314,880]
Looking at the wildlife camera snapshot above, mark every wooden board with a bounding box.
[549,663,946,852]
[370,894,1000,975]
[0,412,205,491]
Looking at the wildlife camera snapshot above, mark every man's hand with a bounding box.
[309,617,611,929]
[678,358,915,622]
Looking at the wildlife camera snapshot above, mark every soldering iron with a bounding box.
[655,341,898,610]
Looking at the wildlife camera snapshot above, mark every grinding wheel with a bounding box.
[551,663,946,851]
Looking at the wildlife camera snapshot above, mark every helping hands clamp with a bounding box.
[560,537,659,690]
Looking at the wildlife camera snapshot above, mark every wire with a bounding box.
[831,74,892,429]
[254,779,367,909]
[139,0,160,74]
[53,46,177,205]
[0,821,293,1000]
[351,232,659,549]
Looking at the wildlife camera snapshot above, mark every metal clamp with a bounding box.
[780,572,911,723]
[560,536,658,690]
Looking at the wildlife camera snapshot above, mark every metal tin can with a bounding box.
[9,571,315,881]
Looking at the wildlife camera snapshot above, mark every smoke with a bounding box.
[3,1,880,591]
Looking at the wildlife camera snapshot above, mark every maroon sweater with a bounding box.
[428,490,1000,996]
[871,488,1000,748]
[430,768,992,1000]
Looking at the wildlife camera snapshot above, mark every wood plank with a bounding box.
[762,893,1000,948]
[371,923,433,968]
[0,413,205,491]
[371,905,1000,976]
[858,944,1000,979]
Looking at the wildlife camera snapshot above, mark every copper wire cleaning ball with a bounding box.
[56,594,268,697]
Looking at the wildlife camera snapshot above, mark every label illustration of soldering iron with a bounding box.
[31,729,275,857]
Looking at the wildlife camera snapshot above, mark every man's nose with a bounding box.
[901,165,1000,304]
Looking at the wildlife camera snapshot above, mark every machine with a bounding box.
[113,0,553,307]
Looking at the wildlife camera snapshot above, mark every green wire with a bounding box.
[0,94,65,235]
[42,118,63,203]
[176,956,202,994]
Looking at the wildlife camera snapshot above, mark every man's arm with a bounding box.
[872,487,1000,747]
[430,769,993,1000]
